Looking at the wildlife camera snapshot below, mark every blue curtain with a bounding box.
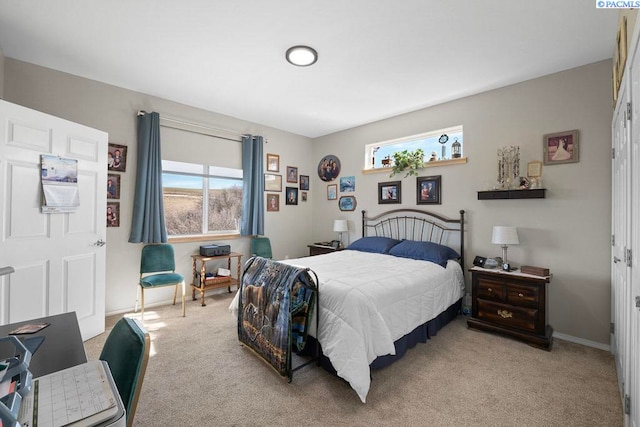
[129,112,168,243]
[240,135,264,235]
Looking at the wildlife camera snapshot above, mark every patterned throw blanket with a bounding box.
[237,257,317,378]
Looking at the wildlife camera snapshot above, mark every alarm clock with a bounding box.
[502,263,511,272]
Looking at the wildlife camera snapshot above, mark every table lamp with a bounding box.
[491,226,519,266]
[333,220,349,248]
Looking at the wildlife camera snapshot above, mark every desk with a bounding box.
[0,312,86,378]
[0,312,125,426]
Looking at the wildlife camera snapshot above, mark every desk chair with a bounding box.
[135,243,186,319]
[251,236,273,259]
[99,317,150,427]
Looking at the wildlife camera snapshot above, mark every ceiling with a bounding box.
[0,1,619,138]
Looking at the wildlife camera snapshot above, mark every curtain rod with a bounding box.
[137,110,267,143]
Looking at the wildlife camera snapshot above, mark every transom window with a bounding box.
[365,125,464,170]
[162,160,243,236]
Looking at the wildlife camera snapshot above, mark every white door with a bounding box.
[629,36,640,427]
[612,80,632,411]
[0,100,107,340]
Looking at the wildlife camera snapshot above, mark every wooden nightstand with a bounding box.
[467,266,553,350]
[307,244,342,256]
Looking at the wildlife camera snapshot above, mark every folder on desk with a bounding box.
[18,360,124,427]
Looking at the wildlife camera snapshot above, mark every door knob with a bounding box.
[614,256,621,263]
[94,239,106,247]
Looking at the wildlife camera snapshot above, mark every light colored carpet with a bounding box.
[84,292,623,427]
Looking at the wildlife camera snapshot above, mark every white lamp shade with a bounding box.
[333,220,348,232]
[491,226,519,245]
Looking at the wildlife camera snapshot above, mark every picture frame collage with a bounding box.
[107,142,128,227]
[265,153,309,212]
[318,155,357,212]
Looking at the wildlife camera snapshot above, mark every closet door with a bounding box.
[612,78,631,403]
[0,100,108,340]
[629,33,640,427]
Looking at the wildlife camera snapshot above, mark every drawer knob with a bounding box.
[487,288,492,292]
[497,309,513,319]
[518,293,524,298]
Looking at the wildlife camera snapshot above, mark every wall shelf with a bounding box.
[477,189,546,200]
[362,157,467,175]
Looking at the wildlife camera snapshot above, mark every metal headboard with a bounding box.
[361,209,466,270]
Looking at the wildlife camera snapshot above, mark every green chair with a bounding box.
[135,243,186,319]
[99,317,150,427]
[251,236,273,259]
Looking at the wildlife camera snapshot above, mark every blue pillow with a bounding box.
[388,240,460,267]
[346,236,401,254]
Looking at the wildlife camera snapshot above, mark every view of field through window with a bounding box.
[162,168,243,236]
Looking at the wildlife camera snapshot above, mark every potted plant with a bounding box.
[390,148,425,177]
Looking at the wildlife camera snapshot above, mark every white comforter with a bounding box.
[229,250,464,402]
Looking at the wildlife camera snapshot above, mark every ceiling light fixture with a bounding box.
[286,45,318,67]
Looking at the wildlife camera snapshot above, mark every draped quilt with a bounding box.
[237,257,317,378]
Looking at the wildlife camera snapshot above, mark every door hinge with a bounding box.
[624,394,631,415]
[635,296,640,308]
[612,234,615,247]
[627,248,632,267]
[611,322,615,334]
[627,102,632,121]
[612,147,616,159]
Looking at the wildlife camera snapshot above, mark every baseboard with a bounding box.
[553,331,610,352]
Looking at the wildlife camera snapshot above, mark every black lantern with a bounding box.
[451,138,461,158]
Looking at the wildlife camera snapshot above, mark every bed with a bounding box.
[231,208,465,402]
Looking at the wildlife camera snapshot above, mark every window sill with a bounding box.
[362,157,467,175]
[168,233,242,244]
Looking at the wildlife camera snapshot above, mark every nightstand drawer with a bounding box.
[506,283,539,308]
[477,300,538,332]
[477,277,505,301]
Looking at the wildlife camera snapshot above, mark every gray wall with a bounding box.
[312,60,613,346]
[2,57,613,346]
[0,48,4,98]
[3,58,314,315]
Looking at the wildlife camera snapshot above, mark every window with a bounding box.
[162,160,243,236]
[365,125,464,170]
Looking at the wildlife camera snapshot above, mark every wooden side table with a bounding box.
[307,244,342,256]
[191,252,242,306]
[467,266,553,350]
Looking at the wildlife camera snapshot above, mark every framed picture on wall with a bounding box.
[416,175,441,205]
[266,153,280,172]
[264,173,282,192]
[107,174,120,199]
[107,202,120,227]
[287,166,298,183]
[327,184,337,200]
[339,196,357,211]
[286,187,298,205]
[300,175,310,190]
[108,143,127,172]
[543,130,579,165]
[378,181,401,204]
[266,193,279,212]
